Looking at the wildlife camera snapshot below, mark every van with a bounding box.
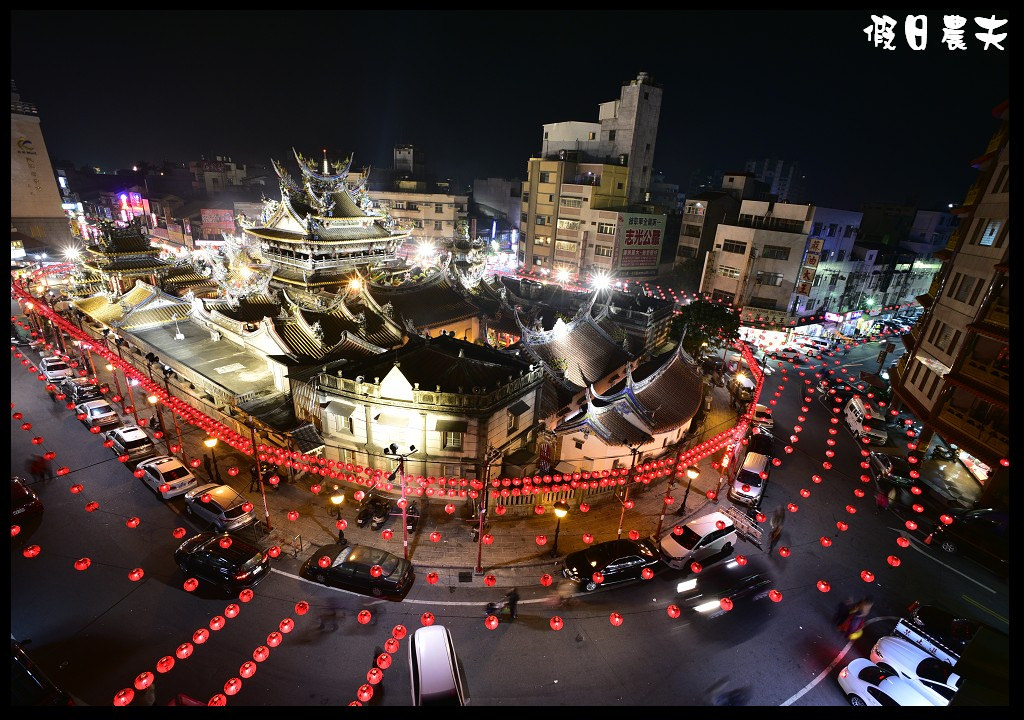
[729,451,770,508]
[844,396,888,445]
[659,511,738,570]
[409,625,469,706]
[797,336,834,355]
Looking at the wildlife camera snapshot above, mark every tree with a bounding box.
[668,298,740,358]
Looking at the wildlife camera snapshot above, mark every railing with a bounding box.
[960,356,1009,391]
[937,404,1008,455]
[986,301,1009,327]
[318,370,543,411]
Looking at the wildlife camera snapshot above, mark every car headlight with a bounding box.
[693,600,720,613]
[677,578,698,593]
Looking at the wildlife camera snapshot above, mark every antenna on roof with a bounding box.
[322,148,328,174]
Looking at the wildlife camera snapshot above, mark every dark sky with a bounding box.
[11,10,1009,210]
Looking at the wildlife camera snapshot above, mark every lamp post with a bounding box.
[204,436,221,483]
[329,485,345,519]
[678,464,700,518]
[475,445,502,575]
[247,424,272,531]
[384,443,417,560]
[147,394,172,454]
[162,365,186,460]
[550,500,571,557]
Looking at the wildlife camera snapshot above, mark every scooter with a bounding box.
[404,501,420,533]
[369,497,393,531]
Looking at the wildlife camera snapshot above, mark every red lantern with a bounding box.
[128,567,145,582]
[667,604,681,619]
[904,520,918,531]
[420,612,435,626]
[429,531,442,543]
[578,502,590,513]
[535,534,547,546]
[896,536,910,548]
[817,580,831,593]
[609,612,624,626]
[482,574,497,587]
[887,555,901,567]
[287,510,299,521]
[549,616,565,631]
[73,557,91,571]
[494,504,506,515]
[482,533,493,545]
[820,536,832,547]
[768,589,783,602]
[357,609,372,625]
[720,597,734,612]
[860,570,875,583]
[392,624,408,640]
[641,567,654,580]
[540,573,553,587]
[592,571,605,585]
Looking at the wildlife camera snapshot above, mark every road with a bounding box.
[10,328,1008,706]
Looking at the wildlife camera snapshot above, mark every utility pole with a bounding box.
[475,445,501,575]
[248,424,273,531]
[617,444,641,540]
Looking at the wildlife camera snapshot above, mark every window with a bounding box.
[968,279,985,306]
[812,274,822,287]
[761,245,790,261]
[539,172,551,183]
[747,296,778,310]
[556,218,581,231]
[392,200,405,210]
[829,274,839,287]
[645,143,651,151]
[844,225,854,238]
[805,298,816,311]
[812,222,822,235]
[548,194,554,203]
[435,203,444,213]
[442,464,460,477]
[534,236,551,246]
[536,215,550,226]
[617,182,624,190]
[597,222,616,235]
[683,225,701,238]
[434,220,442,231]
[522,191,530,203]
[836,249,846,262]
[414,219,423,229]
[926,372,941,399]
[521,212,528,224]
[978,219,1001,246]
[721,240,748,255]
[953,275,975,303]
[608,130,616,141]
[755,271,784,286]
[718,265,740,279]
[574,439,584,450]
[936,323,955,351]
[991,164,1009,194]
[642,165,648,174]
[676,245,695,258]
[441,431,463,449]
[594,245,613,258]
[560,197,583,208]
[555,240,578,253]
[827,224,837,237]
[588,132,596,140]
[507,412,519,432]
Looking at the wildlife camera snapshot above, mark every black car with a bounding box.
[562,538,661,592]
[59,377,102,404]
[11,641,75,706]
[300,543,414,598]
[929,508,1008,577]
[675,555,773,619]
[356,495,393,531]
[699,355,725,376]
[745,426,774,457]
[868,452,916,488]
[11,476,44,522]
[906,602,983,655]
[174,531,271,594]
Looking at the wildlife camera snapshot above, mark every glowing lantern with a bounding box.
[667,605,681,619]
[778,546,791,557]
[482,533,493,545]
[592,571,605,585]
[720,597,734,612]
[769,589,783,602]
[227,467,238,477]
[484,574,497,587]
[73,557,91,571]
[609,612,624,626]
[690,561,703,573]
[641,567,654,580]
[193,628,210,645]
[429,531,442,543]
[896,536,910,548]
[550,616,565,631]
[860,570,875,582]
[735,555,747,565]
[376,653,392,670]
[357,610,372,625]
[177,642,194,660]
[113,688,135,706]
[579,502,590,513]
[266,631,282,647]
[420,612,435,626]
[384,638,399,654]
[817,580,831,593]
[535,534,547,546]
[539,573,553,587]
[887,555,901,567]
[172,527,186,538]
[494,504,507,515]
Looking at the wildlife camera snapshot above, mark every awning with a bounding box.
[321,400,356,418]
[944,373,1009,410]
[434,419,469,433]
[508,399,530,416]
[291,423,325,454]
[554,460,576,474]
[375,412,411,428]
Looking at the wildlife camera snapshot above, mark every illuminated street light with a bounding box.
[591,273,611,291]
[550,500,571,557]
[329,485,345,519]
[556,268,570,282]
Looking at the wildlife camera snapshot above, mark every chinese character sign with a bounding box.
[865,13,1006,50]
[615,213,666,275]
[200,209,236,235]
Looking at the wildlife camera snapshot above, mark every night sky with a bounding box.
[11,10,1009,210]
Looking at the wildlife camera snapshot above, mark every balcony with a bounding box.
[985,299,1009,328]
[935,403,1008,458]
[959,354,1009,396]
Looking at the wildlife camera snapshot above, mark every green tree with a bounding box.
[668,298,740,357]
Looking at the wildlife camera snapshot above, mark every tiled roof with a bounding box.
[206,295,281,323]
[557,401,653,447]
[119,304,188,330]
[367,274,480,329]
[630,348,704,433]
[85,256,170,273]
[277,320,323,358]
[346,295,405,348]
[123,283,157,307]
[521,308,630,389]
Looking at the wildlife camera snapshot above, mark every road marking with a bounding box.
[888,527,997,593]
[962,594,1009,625]
[781,616,894,706]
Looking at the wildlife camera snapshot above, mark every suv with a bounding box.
[174,531,270,594]
[137,455,198,499]
[183,483,258,531]
[102,425,156,462]
[928,508,1008,577]
[659,511,737,570]
[40,357,74,382]
[409,625,469,706]
[729,451,770,508]
[844,396,888,445]
[60,377,102,404]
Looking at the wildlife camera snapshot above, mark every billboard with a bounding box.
[614,212,665,277]
[201,208,236,235]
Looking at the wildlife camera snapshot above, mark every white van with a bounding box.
[797,336,834,355]
[844,396,889,445]
[729,451,770,508]
[409,625,469,706]
[659,511,738,570]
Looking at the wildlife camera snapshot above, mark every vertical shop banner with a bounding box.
[614,212,666,277]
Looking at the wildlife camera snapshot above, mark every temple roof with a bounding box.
[555,389,654,446]
[366,271,481,330]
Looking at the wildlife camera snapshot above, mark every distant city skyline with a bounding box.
[11,10,1008,210]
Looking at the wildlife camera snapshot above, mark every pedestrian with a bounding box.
[26,455,45,483]
[839,596,874,640]
[832,597,856,629]
[505,587,520,621]
[337,528,347,546]
[768,506,785,552]
[249,464,259,493]
[874,489,891,512]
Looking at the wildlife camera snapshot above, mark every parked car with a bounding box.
[928,442,958,461]
[183,483,258,531]
[60,377,102,404]
[174,531,270,594]
[928,508,1008,576]
[11,476,44,521]
[409,625,469,706]
[76,399,120,428]
[356,495,393,531]
[137,455,199,499]
[868,451,916,488]
[728,373,755,408]
[11,640,76,706]
[563,537,661,591]
[750,403,773,429]
[102,425,156,462]
[659,511,737,570]
[838,658,935,706]
[869,635,961,705]
[300,543,414,598]
[698,356,725,376]
[729,449,770,508]
[40,357,73,382]
[674,555,772,618]
[843,396,889,445]
[745,425,774,457]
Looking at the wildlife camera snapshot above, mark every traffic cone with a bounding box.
[923,533,933,545]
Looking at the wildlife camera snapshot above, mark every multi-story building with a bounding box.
[744,158,805,203]
[189,155,249,195]
[905,209,959,255]
[676,172,770,268]
[11,80,73,253]
[362,180,468,259]
[799,207,862,316]
[472,177,522,230]
[889,101,1009,508]
[698,200,816,320]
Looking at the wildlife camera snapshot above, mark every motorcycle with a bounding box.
[404,501,420,533]
[355,495,392,531]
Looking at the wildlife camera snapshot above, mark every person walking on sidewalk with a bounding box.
[505,588,520,621]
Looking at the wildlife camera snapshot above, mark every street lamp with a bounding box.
[384,443,417,560]
[550,500,571,557]
[329,485,345,519]
[475,446,502,575]
[203,436,221,482]
[679,464,700,516]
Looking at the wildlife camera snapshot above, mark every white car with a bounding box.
[838,658,935,707]
[76,399,120,428]
[102,425,157,462]
[40,357,74,382]
[183,483,258,531]
[751,403,773,429]
[659,511,737,570]
[869,635,961,705]
[136,455,199,499]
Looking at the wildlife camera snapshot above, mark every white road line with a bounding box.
[887,527,997,594]
[781,616,894,706]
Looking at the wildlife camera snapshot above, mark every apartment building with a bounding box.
[889,101,1008,508]
[189,156,248,195]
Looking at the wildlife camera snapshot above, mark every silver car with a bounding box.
[136,455,198,499]
[76,400,120,428]
[183,483,258,531]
